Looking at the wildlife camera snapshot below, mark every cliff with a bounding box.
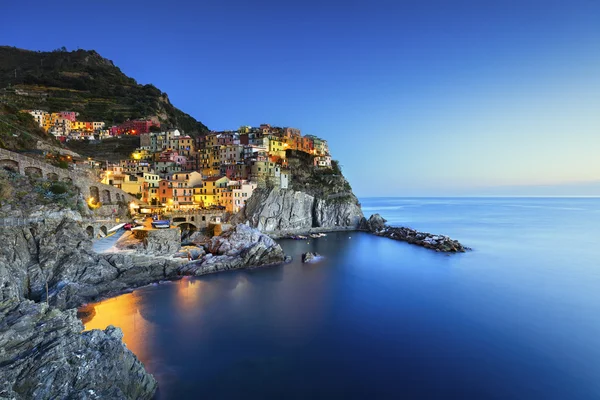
[234,150,363,234]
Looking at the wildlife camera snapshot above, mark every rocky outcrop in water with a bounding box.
[178,224,287,275]
[362,213,470,253]
[0,299,156,399]
[302,252,321,263]
[359,213,387,232]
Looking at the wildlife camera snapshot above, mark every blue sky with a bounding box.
[2,0,599,196]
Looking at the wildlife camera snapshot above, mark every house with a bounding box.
[195,176,229,208]
[314,155,332,168]
[142,173,161,204]
[25,110,47,128]
[121,174,146,198]
[222,180,257,213]
[159,179,174,206]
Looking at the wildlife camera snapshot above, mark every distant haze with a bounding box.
[2,0,599,196]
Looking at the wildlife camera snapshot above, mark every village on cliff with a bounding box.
[22,110,333,215]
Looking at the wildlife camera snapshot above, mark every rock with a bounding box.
[234,187,364,233]
[132,228,181,255]
[302,252,321,263]
[0,299,157,399]
[179,224,286,276]
[360,213,387,232]
[374,225,470,253]
[0,215,186,309]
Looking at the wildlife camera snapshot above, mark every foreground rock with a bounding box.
[0,216,186,309]
[362,213,470,253]
[116,228,181,255]
[0,299,156,399]
[179,224,286,275]
[0,212,288,399]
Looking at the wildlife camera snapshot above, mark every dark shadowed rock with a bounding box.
[0,299,157,399]
[302,252,321,263]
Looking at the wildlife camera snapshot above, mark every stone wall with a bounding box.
[0,147,140,206]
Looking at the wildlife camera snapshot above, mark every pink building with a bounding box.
[59,111,77,122]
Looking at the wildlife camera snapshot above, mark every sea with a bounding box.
[81,197,600,399]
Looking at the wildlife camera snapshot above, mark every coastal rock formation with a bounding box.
[132,228,181,255]
[359,213,387,232]
[0,213,186,309]
[362,214,470,253]
[236,187,363,233]
[302,252,321,263]
[233,150,364,234]
[178,224,286,275]
[0,299,156,399]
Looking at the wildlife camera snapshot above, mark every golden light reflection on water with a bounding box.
[174,277,205,312]
[80,292,153,363]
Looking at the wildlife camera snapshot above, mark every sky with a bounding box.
[2,0,599,197]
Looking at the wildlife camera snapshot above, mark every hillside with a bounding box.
[0,102,56,150]
[0,46,209,137]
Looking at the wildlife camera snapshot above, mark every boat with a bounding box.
[309,233,327,239]
[133,219,145,226]
[123,223,133,230]
[107,223,126,233]
[151,220,171,229]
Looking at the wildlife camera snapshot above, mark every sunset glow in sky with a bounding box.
[3,0,599,196]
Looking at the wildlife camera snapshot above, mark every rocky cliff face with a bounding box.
[238,188,363,233]
[235,150,364,233]
[0,215,186,309]
[0,299,157,399]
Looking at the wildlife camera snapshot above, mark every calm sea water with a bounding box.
[82,197,600,399]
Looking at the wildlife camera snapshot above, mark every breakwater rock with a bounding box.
[178,224,287,275]
[0,299,157,399]
[362,214,470,253]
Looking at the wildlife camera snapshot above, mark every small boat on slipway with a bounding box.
[151,220,171,229]
[107,223,126,233]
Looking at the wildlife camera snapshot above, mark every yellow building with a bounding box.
[194,176,229,207]
[268,137,285,155]
[71,121,86,131]
[121,175,146,197]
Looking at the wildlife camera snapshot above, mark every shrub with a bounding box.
[49,182,68,195]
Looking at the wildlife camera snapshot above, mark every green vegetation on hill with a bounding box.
[286,150,353,198]
[0,103,55,150]
[0,169,82,213]
[67,136,140,163]
[0,46,209,136]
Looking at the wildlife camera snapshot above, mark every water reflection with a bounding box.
[81,292,153,363]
